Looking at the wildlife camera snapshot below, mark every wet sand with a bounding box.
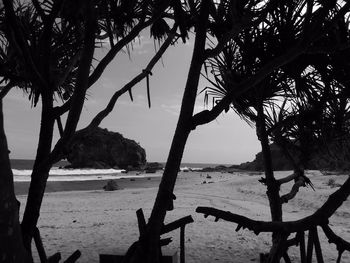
[14,175,162,195]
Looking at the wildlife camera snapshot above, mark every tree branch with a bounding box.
[44,1,97,165]
[87,1,171,87]
[322,224,350,255]
[278,172,298,185]
[196,176,350,235]
[60,2,96,139]
[191,2,350,130]
[54,1,171,117]
[191,43,306,129]
[84,24,177,130]
[280,177,306,204]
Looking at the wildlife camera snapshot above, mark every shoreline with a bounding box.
[14,171,350,262]
[14,175,163,195]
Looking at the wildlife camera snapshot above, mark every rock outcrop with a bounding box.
[237,141,350,171]
[66,127,146,169]
[103,180,121,191]
[237,144,292,171]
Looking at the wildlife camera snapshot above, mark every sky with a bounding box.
[3,33,261,165]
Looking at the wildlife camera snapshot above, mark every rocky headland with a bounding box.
[65,127,146,169]
[232,142,350,171]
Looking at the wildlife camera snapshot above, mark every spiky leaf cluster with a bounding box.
[203,0,350,167]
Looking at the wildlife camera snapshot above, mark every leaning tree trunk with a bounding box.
[256,104,285,262]
[129,2,210,263]
[0,101,28,263]
[21,3,96,258]
[21,94,55,260]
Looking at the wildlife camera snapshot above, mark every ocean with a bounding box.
[10,159,228,182]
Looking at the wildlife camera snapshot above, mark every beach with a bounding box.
[15,170,350,263]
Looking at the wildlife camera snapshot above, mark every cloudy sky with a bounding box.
[3,33,260,165]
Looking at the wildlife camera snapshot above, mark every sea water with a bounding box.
[11,159,227,182]
[11,159,136,182]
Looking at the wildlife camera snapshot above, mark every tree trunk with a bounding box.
[0,101,28,262]
[129,1,210,262]
[21,4,96,258]
[21,97,55,259]
[256,104,284,262]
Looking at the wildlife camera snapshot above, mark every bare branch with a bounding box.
[196,176,350,234]
[322,224,350,258]
[60,2,96,139]
[84,24,177,130]
[88,1,171,87]
[280,177,306,204]
[46,1,97,165]
[54,1,172,117]
[278,172,298,185]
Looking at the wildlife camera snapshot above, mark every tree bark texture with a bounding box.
[0,101,28,263]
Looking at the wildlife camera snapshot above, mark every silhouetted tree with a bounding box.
[0,0,182,261]
[199,0,350,262]
[125,0,350,262]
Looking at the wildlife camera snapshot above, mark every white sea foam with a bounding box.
[12,167,167,182]
[12,167,126,176]
[15,174,162,182]
[180,167,202,171]
[12,166,205,182]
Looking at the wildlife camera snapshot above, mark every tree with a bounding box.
[198,0,350,262]
[0,101,28,262]
[0,0,182,261]
[123,0,350,262]
[123,0,318,262]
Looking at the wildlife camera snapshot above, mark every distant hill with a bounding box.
[236,142,350,171]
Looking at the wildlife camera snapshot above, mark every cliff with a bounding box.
[66,127,146,169]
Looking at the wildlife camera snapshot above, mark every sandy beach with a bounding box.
[15,171,350,263]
